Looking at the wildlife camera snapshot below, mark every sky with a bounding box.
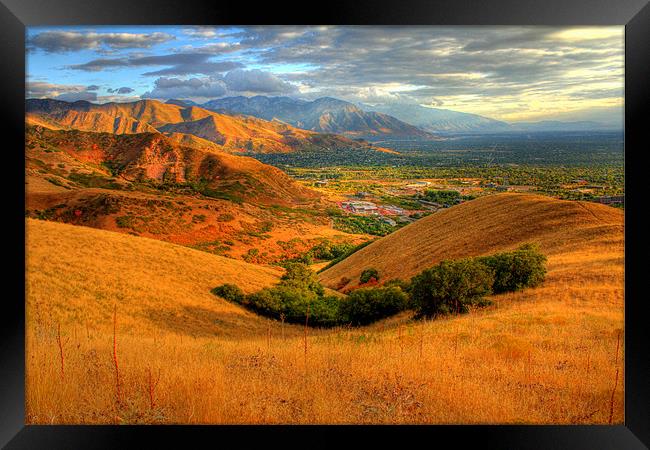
[26,26,624,124]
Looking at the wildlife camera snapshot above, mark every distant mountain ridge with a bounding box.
[364,102,512,134]
[201,96,438,140]
[26,98,390,155]
[366,102,621,134]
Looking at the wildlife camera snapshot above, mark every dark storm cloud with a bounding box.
[28,31,175,53]
[67,53,244,76]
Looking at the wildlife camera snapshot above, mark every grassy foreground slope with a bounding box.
[320,193,623,289]
[26,195,624,423]
[26,218,282,336]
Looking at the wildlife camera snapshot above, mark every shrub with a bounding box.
[339,286,408,325]
[410,258,494,317]
[477,243,547,293]
[281,263,324,296]
[232,262,339,326]
[246,285,340,327]
[309,241,356,261]
[383,278,411,292]
[359,268,380,284]
[211,284,245,304]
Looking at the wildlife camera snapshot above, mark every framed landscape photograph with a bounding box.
[1,0,649,448]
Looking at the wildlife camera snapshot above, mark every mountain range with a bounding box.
[197,96,619,135]
[26,98,390,155]
[364,102,512,133]
[201,96,437,140]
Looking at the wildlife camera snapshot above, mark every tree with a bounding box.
[280,262,324,296]
[339,286,408,325]
[477,243,547,293]
[410,258,493,317]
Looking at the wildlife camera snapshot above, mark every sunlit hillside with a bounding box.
[26,192,624,423]
[25,98,390,154]
[26,219,283,336]
[320,193,623,290]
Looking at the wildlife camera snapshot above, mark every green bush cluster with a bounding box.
[310,241,356,261]
[212,244,547,327]
[476,243,547,294]
[210,284,245,303]
[410,258,494,317]
[410,244,547,317]
[212,263,407,327]
[339,286,408,325]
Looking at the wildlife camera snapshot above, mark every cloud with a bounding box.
[142,77,227,99]
[67,53,244,76]
[234,26,623,121]
[28,31,175,53]
[86,85,100,91]
[143,60,242,76]
[107,87,135,94]
[27,26,624,121]
[140,68,298,100]
[26,81,98,101]
[223,69,297,94]
[182,27,229,39]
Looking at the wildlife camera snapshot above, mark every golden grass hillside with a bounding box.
[26,192,624,424]
[26,218,283,336]
[319,193,624,289]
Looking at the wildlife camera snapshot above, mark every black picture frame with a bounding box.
[2,0,648,448]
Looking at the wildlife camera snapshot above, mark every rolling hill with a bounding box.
[26,192,624,425]
[25,125,369,264]
[202,96,437,140]
[26,218,283,335]
[26,98,389,154]
[319,193,624,289]
[26,124,318,205]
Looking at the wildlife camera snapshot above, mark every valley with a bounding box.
[24,98,624,425]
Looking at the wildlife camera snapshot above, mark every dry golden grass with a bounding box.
[319,193,623,289]
[25,192,624,424]
[26,219,283,336]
